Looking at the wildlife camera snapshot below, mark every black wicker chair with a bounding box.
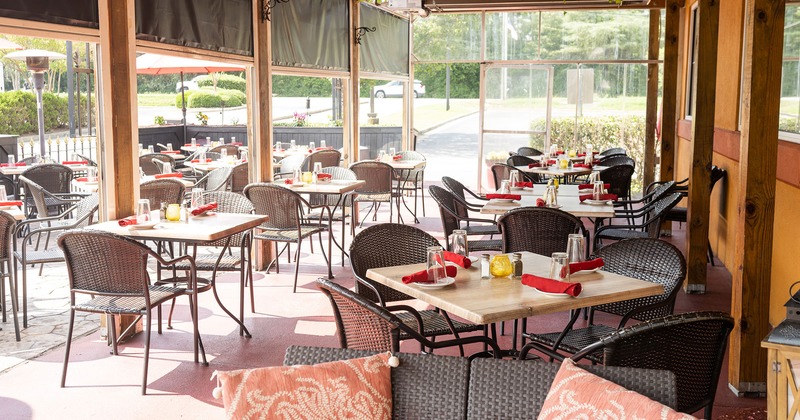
[490,163,537,189]
[523,238,687,364]
[57,230,204,395]
[429,185,502,252]
[244,183,328,293]
[506,156,543,183]
[19,163,76,217]
[139,178,185,208]
[598,164,634,202]
[594,193,683,249]
[597,147,627,158]
[521,311,734,419]
[0,212,19,341]
[598,155,636,169]
[497,206,588,256]
[349,161,398,226]
[317,278,500,358]
[516,146,543,157]
[348,223,486,354]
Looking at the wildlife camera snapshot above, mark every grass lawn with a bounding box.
[138,93,178,107]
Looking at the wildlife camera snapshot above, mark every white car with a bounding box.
[175,76,205,92]
[373,80,426,98]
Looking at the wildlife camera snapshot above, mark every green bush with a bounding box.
[196,74,246,92]
[0,90,92,135]
[178,88,247,108]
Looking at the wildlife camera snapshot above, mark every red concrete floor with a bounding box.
[0,189,766,419]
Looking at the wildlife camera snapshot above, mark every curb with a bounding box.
[417,110,480,137]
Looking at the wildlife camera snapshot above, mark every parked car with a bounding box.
[175,76,206,92]
[373,80,425,98]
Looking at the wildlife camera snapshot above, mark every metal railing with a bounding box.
[17,134,98,163]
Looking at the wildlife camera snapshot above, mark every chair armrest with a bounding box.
[519,341,567,361]
[385,304,426,336]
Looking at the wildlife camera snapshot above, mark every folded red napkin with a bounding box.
[274,149,285,153]
[154,173,183,179]
[444,251,471,269]
[579,193,618,202]
[573,163,592,169]
[191,202,218,216]
[162,151,181,154]
[0,201,23,207]
[75,177,89,182]
[556,150,565,155]
[521,274,582,297]
[547,159,557,165]
[0,163,26,167]
[486,194,521,200]
[561,258,605,278]
[536,198,545,207]
[577,151,599,157]
[284,179,294,185]
[577,183,610,190]
[527,162,544,168]
[514,182,533,188]
[393,155,402,161]
[317,173,332,181]
[402,265,458,284]
[230,142,243,146]
[118,216,138,227]
[190,158,213,163]
[62,161,88,165]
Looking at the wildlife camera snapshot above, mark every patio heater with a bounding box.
[6,49,66,157]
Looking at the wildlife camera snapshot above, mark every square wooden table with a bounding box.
[366,251,663,325]
[480,195,615,218]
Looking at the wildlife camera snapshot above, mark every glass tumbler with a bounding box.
[166,203,181,222]
[0,185,7,201]
[449,229,469,256]
[426,246,447,283]
[593,180,605,200]
[166,143,173,152]
[191,138,197,146]
[219,148,227,161]
[290,139,296,149]
[309,141,316,150]
[549,252,570,282]
[498,180,511,195]
[389,147,396,156]
[190,188,204,208]
[566,233,585,264]
[7,155,14,165]
[275,141,282,151]
[508,170,519,186]
[136,199,151,224]
[147,145,154,154]
[320,140,326,148]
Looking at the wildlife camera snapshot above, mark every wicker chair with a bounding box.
[594,193,683,249]
[209,144,240,157]
[317,278,500,358]
[394,150,427,217]
[161,191,255,336]
[598,147,627,157]
[194,166,233,192]
[0,212,19,341]
[244,183,328,293]
[523,238,687,363]
[229,162,249,194]
[349,161,397,226]
[13,192,99,328]
[497,207,587,256]
[598,155,636,169]
[139,153,175,176]
[442,176,487,208]
[598,164,634,202]
[490,163,536,189]
[516,146,543,157]
[348,223,485,354]
[19,164,76,217]
[521,311,734,419]
[506,156,542,183]
[57,230,203,395]
[302,149,342,171]
[139,179,185,208]
[428,185,501,252]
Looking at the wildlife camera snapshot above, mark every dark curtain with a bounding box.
[271,0,349,71]
[360,4,409,76]
[136,0,253,57]
[0,0,99,28]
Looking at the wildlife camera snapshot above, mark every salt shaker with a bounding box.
[512,253,523,280]
[481,254,491,279]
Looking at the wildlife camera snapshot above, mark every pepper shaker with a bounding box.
[512,253,523,280]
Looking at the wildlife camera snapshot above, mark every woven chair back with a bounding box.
[21,163,73,195]
[209,144,240,156]
[350,161,393,195]
[0,211,15,260]
[230,162,249,193]
[18,176,51,218]
[201,167,233,192]
[304,149,342,171]
[140,179,185,208]
[441,177,474,218]
[599,164,634,199]
[349,223,441,304]
[517,146,543,157]
[138,153,175,176]
[599,155,635,168]
[643,193,683,237]
[72,194,100,228]
[244,183,304,230]
[497,207,587,256]
[200,191,254,247]
[428,185,466,239]
[599,147,626,156]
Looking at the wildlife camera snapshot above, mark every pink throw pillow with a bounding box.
[538,359,697,420]
[215,353,392,420]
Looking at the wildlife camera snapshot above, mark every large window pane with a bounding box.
[781,4,800,136]
[413,13,482,61]
[539,10,650,61]
[485,12,540,61]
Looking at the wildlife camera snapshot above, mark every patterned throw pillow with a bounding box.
[538,359,698,420]
[215,353,392,420]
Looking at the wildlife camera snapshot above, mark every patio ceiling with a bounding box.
[421,0,662,12]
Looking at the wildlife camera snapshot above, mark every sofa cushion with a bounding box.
[538,358,696,419]
[284,345,470,420]
[217,352,392,420]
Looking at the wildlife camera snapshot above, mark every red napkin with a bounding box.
[579,193,618,202]
[184,144,195,147]
[190,158,213,163]
[486,194,521,200]
[118,216,138,227]
[62,161,88,165]
[577,151,599,157]
[561,258,605,278]
[573,163,592,169]
[0,201,23,207]
[577,183,610,190]
[536,198,545,207]
[154,173,183,179]
[402,265,458,284]
[0,163,26,167]
[393,155,402,161]
[546,159,557,165]
[521,274,582,297]
[284,179,294,185]
[191,202,218,216]
[274,149,285,153]
[444,251,471,269]
[556,150,565,155]
[527,162,544,168]
[230,142,243,146]
[162,151,181,155]
[75,177,89,182]
[514,182,533,188]
[317,173,332,181]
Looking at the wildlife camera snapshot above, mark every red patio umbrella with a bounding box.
[135,53,245,142]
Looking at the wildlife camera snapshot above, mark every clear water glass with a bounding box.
[426,246,447,283]
[147,145,154,154]
[87,167,98,182]
[313,162,323,173]
[449,229,469,256]
[220,148,227,161]
[498,180,511,194]
[293,168,302,183]
[377,150,386,162]
[0,185,7,200]
[275,141,282,151]
[166,143,173,152]
[290,139,296,149]
[7,155,15,165]
[206,136,211,145]
[199,150,206,162]
[136,199,151,224]
[566,234,585,263]
[389,147,396,156]
[508,170,519,186]
[320,140,326,148]
[219,137,225,144]
[190,188,204,208]
[309,141,316,150]
[549,252,570,282]
[191,138,197,146]
[593,180,605,200]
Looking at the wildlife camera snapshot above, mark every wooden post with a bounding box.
[97,0,138,219]
[643,10,661,188]
[685,0,719,293]
[251,1,274,270]
[349,0,360,166]
[661,0,683,186]
[729,0,784,395]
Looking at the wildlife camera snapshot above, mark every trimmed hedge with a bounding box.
[195,74,246,92]
[0,90,92,135]
[175,88,246,108]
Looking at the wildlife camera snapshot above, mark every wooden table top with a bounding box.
[385,160,425,170]
[273,180,365,194]
[366,251,663,325]
[183,160,240,171]
[87,213,268,242]
[480,194,615,218]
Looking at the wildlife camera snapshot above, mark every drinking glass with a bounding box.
[498,180,511,195]
[0,185,7,200]
[549,144,558,156]
[87,167,98,183]
[320,140,326,148]
[449,229,469,256]
[191,138,197,146]
[219,137,225,144]
[549,252,570,282]
[136,199,151,224]
[139,143,143,153]
[166,143,173,152]
[313,162,323,173]
[309,141,316,150]
[147,145,154,154]
[275,141,282,151]
[426,246,447,283]
[166,203,181,222]
[190,188,204,208]
[508,170,519,186]
[219,148,227,161]
[231,137,236,144]
[206,136,211,145]
[199,150,207,162]
[290,139,296,149]
[377,150,386,162]
[593,180,605,200]
[7,155,15,165]
[389,147,396,156]
[542,152,551,165]
[566,234,585,264]
[293,168,302,183]
[544,185,558,207]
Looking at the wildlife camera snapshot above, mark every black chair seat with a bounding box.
[524,324,616,363]
[595,228,649,242]
[73,286,184,315]
[463,225,500,236]
[397,310,483,340]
